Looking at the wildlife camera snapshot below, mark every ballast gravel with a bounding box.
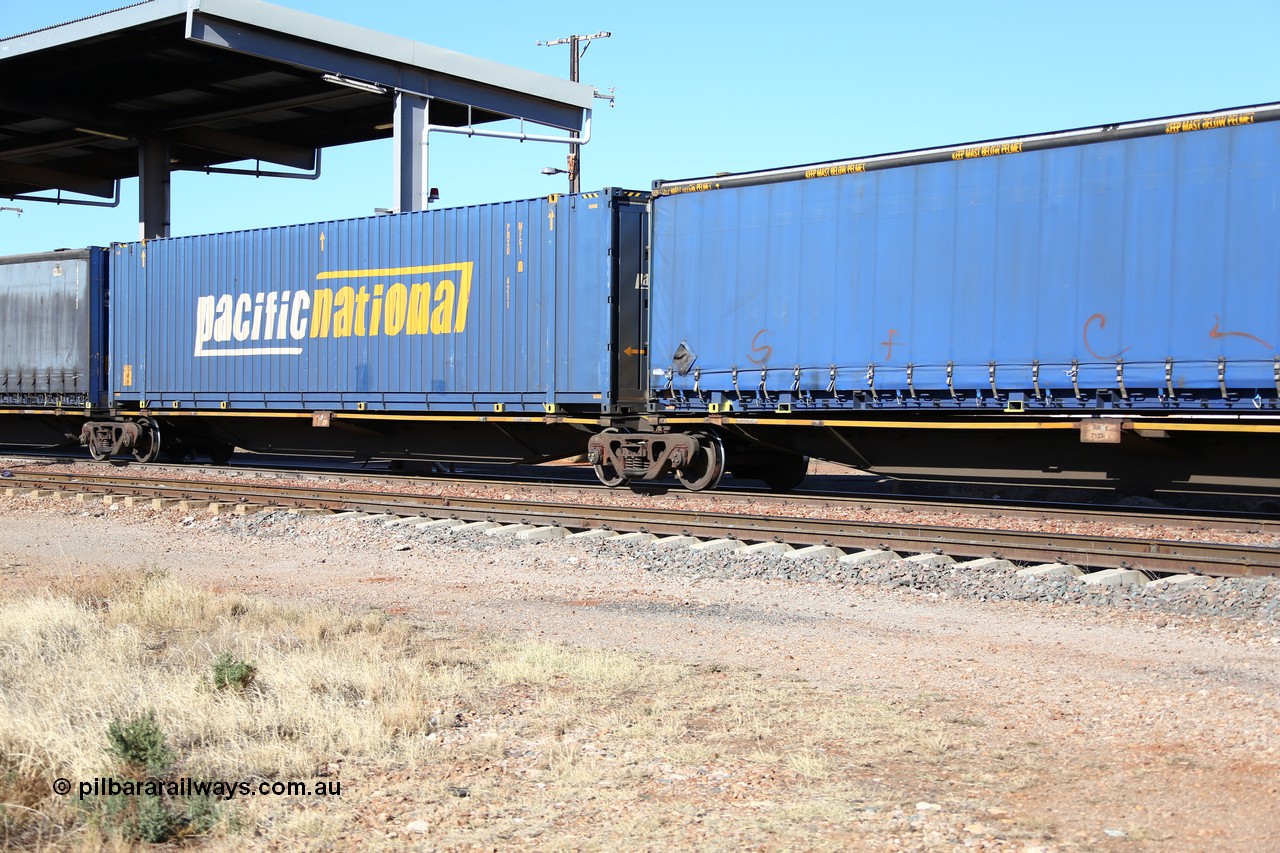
[209,502,1280,628]
[600,537,1280,625]
[74,494,1280,634]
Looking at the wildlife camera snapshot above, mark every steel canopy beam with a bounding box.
[169,127,316,171]
[0,91,132,139]
[0,161,115,199]
[185,12,586,132]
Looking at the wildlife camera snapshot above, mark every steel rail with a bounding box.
[5,471,1278,577]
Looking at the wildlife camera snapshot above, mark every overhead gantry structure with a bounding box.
[0,0,596,238]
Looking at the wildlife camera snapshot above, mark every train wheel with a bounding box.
[592,428,629,488]
[208,442,234,466]
[593,461,628,488]
[132,420,161,463]
[676,432,726,491]
[87,439,111,462]
[762,453,810,492]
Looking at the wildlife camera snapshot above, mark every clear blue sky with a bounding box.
[2,0,1277,254]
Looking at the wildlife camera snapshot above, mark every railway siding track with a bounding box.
[10,453,1280,536]
[4,470,1278,578]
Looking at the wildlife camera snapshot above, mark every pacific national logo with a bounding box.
[193,263,474,358]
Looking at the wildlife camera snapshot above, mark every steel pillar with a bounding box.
[393,91,429,212]
[138,137,171,240]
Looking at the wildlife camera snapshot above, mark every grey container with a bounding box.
[0,249,107,408]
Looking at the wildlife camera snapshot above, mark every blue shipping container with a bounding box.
[649,109,1280,411]
[111,191,641,413]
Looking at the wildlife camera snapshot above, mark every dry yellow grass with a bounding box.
[0,570,1041,850]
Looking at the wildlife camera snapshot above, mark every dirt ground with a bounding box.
[2,495,1278,851]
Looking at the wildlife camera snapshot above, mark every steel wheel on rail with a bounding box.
[763,453,810,492]
[87,437,111,462]
[208,441,234,466]
[675,432,726,492]
[592,427,629,488]
[132,419,162,464]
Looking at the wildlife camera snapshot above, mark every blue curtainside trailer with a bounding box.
[581,104,1280,491]
[648,104,1280,414]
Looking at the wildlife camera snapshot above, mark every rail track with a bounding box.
[3,466,1278,578]
[9,451,1280,534]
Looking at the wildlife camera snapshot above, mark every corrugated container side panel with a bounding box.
[0,250,99,404]
[508,201,522,394]
[479,204,498,394]
[563,194,611,395]
[650,120,1280,402]
[109,195,614,411]
[473,205,491,394]
[540,199,560,391]
[491,203,509,395]
[338,220,360,396]
[109,245,135,402]
[445,208,466,393]
[530,199,551,394]
[553,199,570,395]
[86,248,108,407]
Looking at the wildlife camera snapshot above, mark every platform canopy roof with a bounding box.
[0,0,594,218]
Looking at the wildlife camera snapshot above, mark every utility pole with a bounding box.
[537,31,610,193]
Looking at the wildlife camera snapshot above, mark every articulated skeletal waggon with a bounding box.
[3,103,1279,493]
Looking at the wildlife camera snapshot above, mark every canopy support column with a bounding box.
[138,137,171,240]
[393,91,429,213]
